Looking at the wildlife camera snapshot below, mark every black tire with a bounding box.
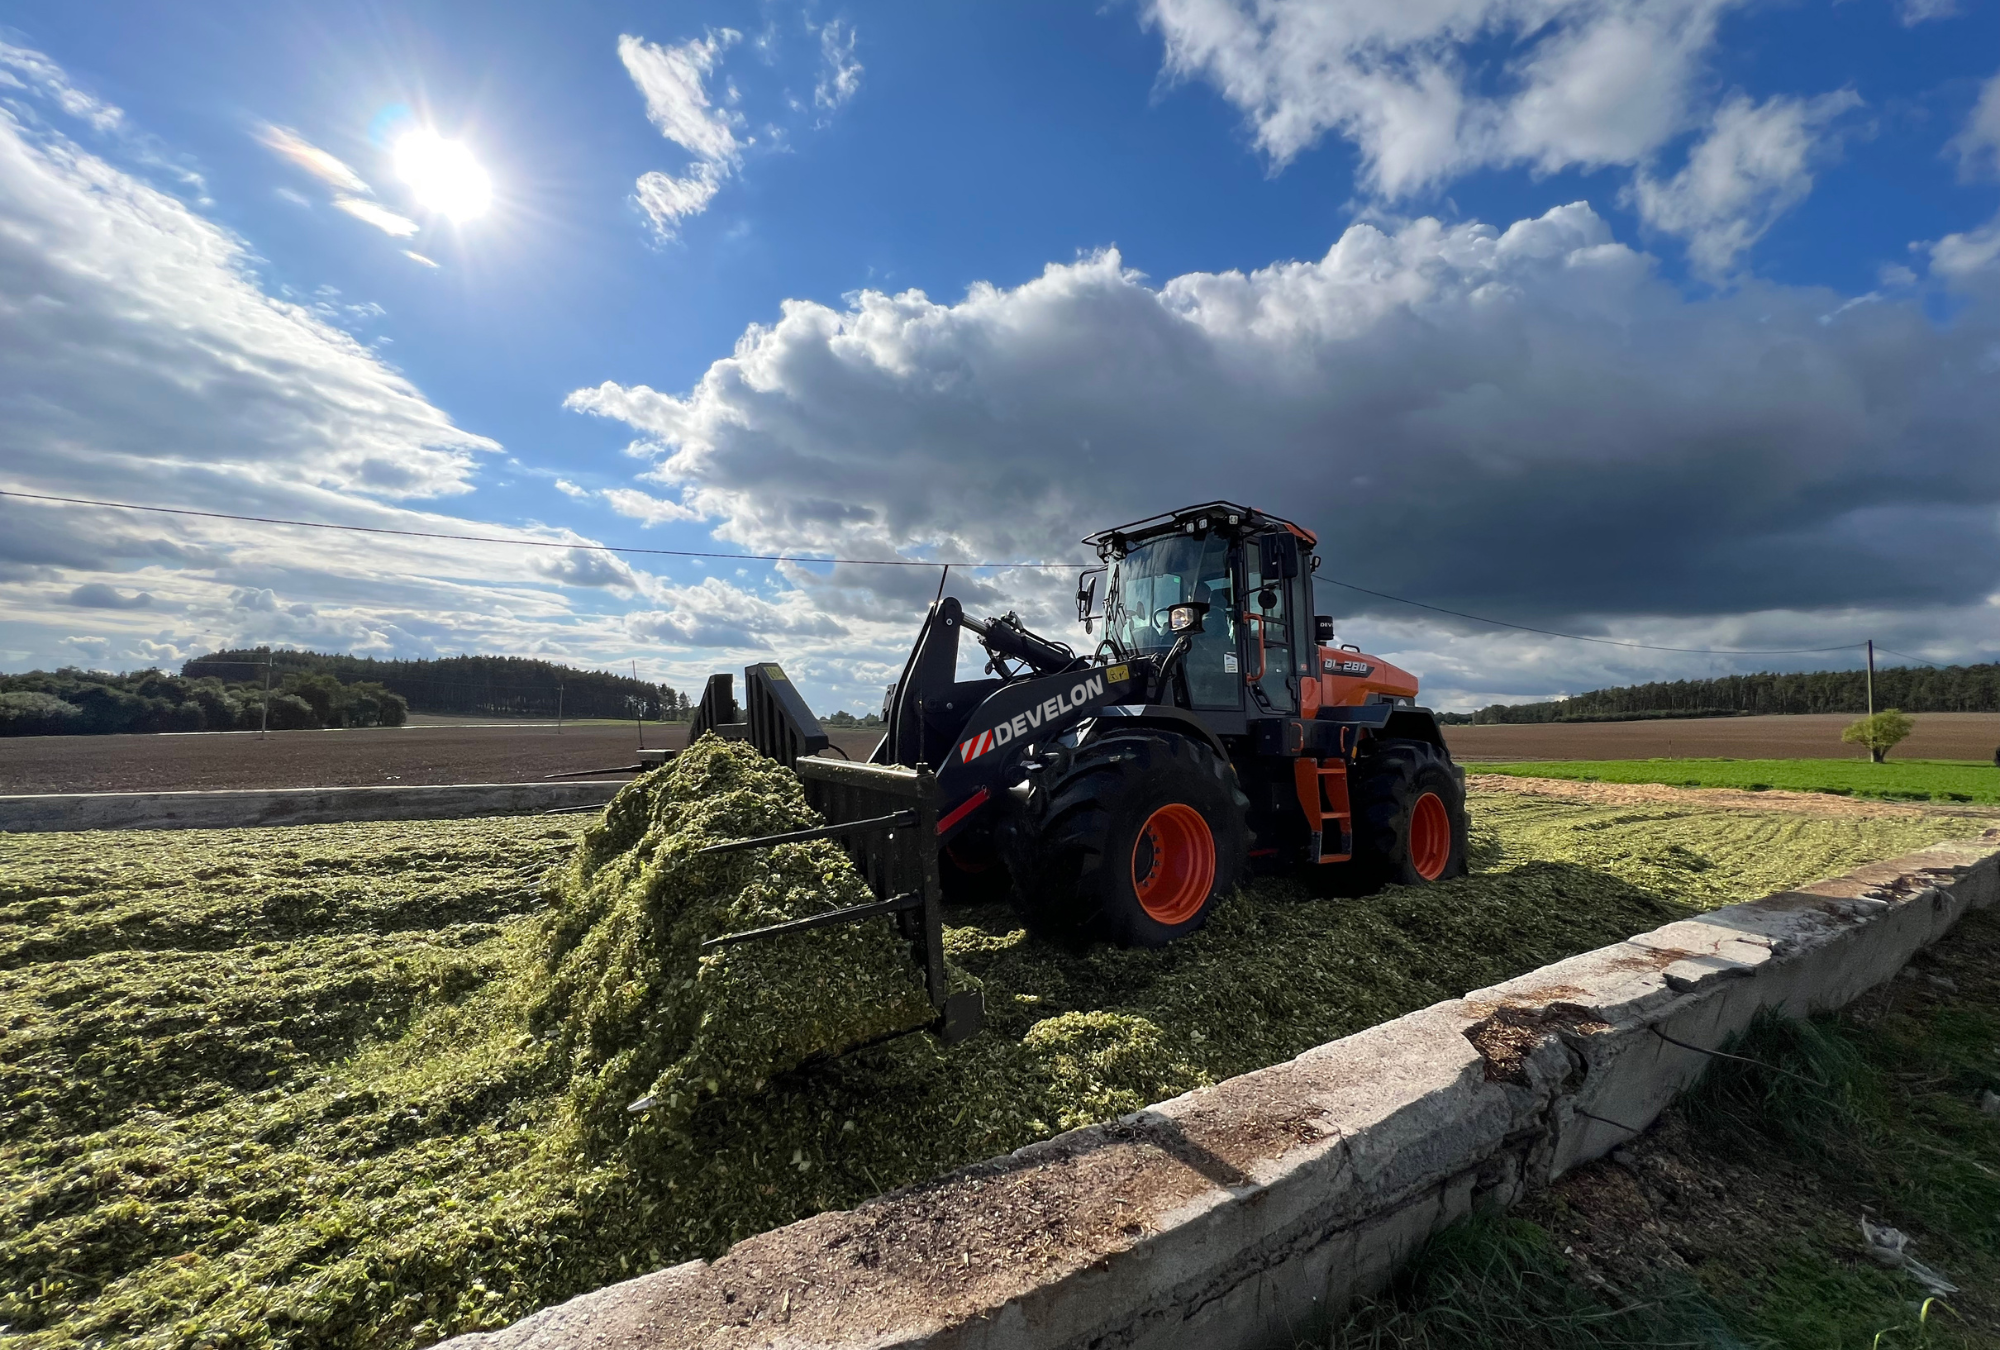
[1348,739,1469,890]
[1003,732,1250,947]
[940,830,1013,905]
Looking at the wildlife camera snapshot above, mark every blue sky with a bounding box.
[3,0,1999,712]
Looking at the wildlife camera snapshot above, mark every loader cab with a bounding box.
[1091,503,1316,732]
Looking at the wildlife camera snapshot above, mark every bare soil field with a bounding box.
[0,724,886,795]
[1444,711,2000,762]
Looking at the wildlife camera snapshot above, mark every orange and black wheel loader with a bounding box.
[678,501,1468,1046]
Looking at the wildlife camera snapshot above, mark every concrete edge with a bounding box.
[0,781,628,833]
[436,830,2000,1350]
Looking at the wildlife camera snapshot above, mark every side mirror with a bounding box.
[1314,615,1335,643]
[1167,601,1209,634]
[1258,532,1301,580]
[1257,587,1278,612]
[1075,572,1098,623]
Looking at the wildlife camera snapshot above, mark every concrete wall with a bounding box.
[0,780,626,833]
[440,832,1999,1350]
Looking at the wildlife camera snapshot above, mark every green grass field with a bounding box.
[1482,757,2000,805]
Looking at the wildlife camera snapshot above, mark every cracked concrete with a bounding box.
[438,830,2000,1350]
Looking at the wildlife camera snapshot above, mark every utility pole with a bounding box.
[556,682,564,735]
[260,651,272,738]
[633,660,646,751]
[1866,640,1876,720]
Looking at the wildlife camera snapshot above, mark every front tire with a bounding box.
[1005,733,1249,947]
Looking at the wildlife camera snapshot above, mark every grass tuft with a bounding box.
[1326,1213,1746,1349]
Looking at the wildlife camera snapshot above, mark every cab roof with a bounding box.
[1083,501,1317,558]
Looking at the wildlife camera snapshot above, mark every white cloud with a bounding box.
[554,478,591,499]
[814,19,862,113]
[1145,0,1739,192]
[1899,0,1958,22]
[601,486,702,524]
[0,97,492,499]
[1928,212,2000,284]
[1629,91,1859,278]
[1144,0,1863,274]
[255,124,369,194]
[633,162,726,234]
[334,195,421,237]
[625,576,847,649]
[1950,69,2000,181]
[402,249,439,267]
[619,30,744,165]
[617,29,750,238]
[0,40,124,133]
[569,203,2000,709]
[532,547,644,591]
[0,49,660,689]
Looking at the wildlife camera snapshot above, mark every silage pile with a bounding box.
[532,735,962,1156]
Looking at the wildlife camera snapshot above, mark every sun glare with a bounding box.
[393,130,492,221]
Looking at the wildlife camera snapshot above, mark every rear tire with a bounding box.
[1004,732,1249,947]
[1348,739,1469,890]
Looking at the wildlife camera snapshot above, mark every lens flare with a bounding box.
[392,130,492,221]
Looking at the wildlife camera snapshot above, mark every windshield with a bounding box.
[1104,533,1240,709]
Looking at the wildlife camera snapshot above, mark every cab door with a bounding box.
[1243,532,1306,715]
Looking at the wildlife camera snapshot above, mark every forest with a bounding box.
[181,649,683,721]
[1444,661,2000,725]
[0,667,406,736]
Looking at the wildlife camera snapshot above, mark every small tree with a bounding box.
[1842,708,1914,763]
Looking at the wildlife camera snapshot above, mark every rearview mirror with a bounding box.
[1314,615,1335,643]
[1167,601,1209,634]
[1075,572,1099,623]
[1258,532,1300,581]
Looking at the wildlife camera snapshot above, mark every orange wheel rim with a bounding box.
[1132,803,1215,925]
[1410,792,1451,881]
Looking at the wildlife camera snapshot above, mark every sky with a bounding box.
[2,0,1999,714]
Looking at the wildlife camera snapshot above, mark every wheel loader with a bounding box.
[676,501,1468,1045]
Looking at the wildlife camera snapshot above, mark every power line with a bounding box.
[0,489,1081,571]
[1874,646,1946,669]
[0,486,1929,660]
[1314,573,1869,657]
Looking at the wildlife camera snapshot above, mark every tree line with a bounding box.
[1442,661,2000,725]
[181,649,685,721]
[0,667,407,736]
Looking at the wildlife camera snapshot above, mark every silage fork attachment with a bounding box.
[692,664,983,1046]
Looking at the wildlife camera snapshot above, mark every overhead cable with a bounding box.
[0,490,1079,570]
[0,488,1936,660]
[1314,573,1869,657]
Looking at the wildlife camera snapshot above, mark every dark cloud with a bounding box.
[571,205,2000,638]
[66,582,152,609]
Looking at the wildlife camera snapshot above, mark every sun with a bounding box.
[392,130,492,221]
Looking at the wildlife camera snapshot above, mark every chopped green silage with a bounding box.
[1,780,1983,1349]
[531,737,955,1153]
